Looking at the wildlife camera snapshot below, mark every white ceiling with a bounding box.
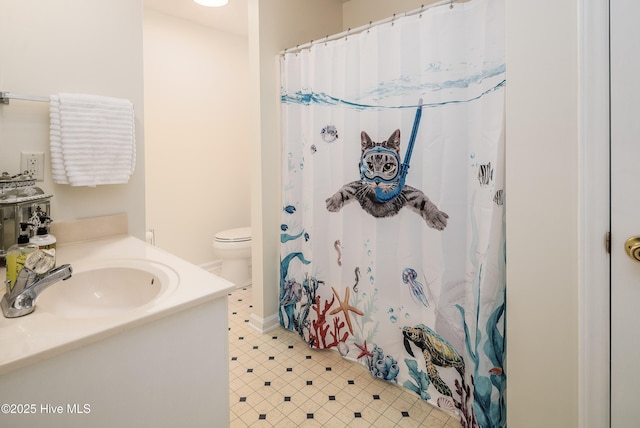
[144,0,249,36]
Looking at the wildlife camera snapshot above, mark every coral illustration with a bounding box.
[328,316,349,348]
[366,344,399,382]
[309,293,336,348]
[454,375,479,428]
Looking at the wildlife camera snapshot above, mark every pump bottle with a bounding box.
[30,217,57,267]
[5,223,38,290]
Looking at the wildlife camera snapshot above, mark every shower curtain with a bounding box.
[279,0,505,426]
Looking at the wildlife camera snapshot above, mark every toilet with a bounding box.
[213,227,252,287]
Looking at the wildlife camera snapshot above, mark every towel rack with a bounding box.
[0,92,49,105]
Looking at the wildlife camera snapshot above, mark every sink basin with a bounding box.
[37,260,178,318]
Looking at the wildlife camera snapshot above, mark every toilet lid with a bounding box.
[215,227,252,243]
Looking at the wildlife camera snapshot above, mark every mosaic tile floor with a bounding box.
[228,286,462,427]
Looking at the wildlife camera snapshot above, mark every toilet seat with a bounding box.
[214,227,251,243]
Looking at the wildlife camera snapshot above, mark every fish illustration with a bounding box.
[284,205,296,214]
[310,144,317,154]
[334,240,342,266]
[281,224,288,231]
[478,162,493,187]
[493,189,504,206]
[320,125,339,143]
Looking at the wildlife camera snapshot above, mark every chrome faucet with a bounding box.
[1,264,73,318]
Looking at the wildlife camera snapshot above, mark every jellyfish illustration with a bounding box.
[402,268,429,308]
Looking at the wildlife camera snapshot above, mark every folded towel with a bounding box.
[49,93,136,186]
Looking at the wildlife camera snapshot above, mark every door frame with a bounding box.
[578,0,610,426]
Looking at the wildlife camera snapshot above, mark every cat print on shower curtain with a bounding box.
[325,129,449,230]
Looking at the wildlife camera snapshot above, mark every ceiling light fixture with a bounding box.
[193,0,228,7]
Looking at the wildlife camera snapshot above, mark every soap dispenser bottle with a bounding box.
[5,223,38,290]
[29,216,57,267]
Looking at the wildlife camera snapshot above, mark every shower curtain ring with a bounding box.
[419,5,424,18]
[367,21,372,33]
[325,35,329,46]
[392,13,396,26]
[450,0,454,9]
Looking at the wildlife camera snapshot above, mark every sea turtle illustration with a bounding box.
[402,324,465,397]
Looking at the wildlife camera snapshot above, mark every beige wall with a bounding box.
[343,0,443,29]
[143,10,251,265]
[0,0,146,239]
[248,0,343,331]
[505,1,579,426]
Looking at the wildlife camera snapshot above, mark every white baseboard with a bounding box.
[200,260,252,290]
[233,279,253,289]
[248,313,280,334]
[199,259,222,274]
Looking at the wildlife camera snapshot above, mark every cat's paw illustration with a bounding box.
[426,209,449,231]
[326,194,344,212]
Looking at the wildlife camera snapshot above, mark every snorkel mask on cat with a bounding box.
[365,99,424,203]
[359,146,401,185]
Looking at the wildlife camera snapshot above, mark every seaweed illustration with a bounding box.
[349,270,393,381]
[403,358,432,401]
[279,252,311,330]
[351,281,379,345]
[455,283,506,428]
[280,278,303,329]
[296,273,323,339]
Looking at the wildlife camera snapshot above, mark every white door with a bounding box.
[611,0,640,425]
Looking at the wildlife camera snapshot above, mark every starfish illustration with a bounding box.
[354,340,374,360]
[329,286,364,334]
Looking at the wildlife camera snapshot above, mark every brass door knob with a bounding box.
[625,236,640,261]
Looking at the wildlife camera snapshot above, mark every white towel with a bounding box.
[49,93,136,186]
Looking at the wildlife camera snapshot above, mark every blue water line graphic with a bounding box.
[282,79,505,111]
[281,63,506,111]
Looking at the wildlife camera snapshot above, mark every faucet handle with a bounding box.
[10,268,40,297]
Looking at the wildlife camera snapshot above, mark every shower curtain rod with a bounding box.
[0,92,49,105]
[281,0,458,55]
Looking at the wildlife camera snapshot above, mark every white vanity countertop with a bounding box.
[0,235,235,375]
